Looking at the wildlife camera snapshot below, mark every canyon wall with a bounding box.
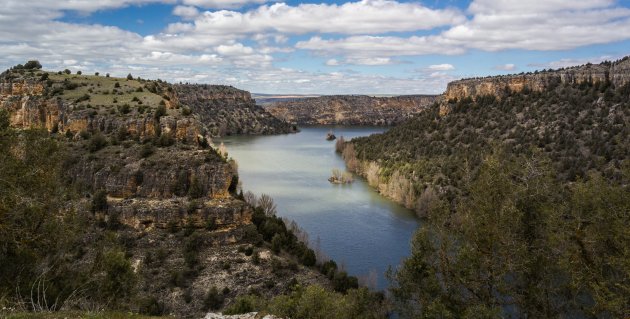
[175,84,297,136]
[444,57,630,102]
[266,95,438,126]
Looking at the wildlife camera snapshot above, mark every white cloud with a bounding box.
[493,63,516,71]
[527,55,621,69]
[326,59,340,66]
[468,0,616,14]
[173,5,200,19]
[296,36,463,59]
[345,57,393,65]
[167,0,465,35]
[428,63,455,71]
[3,0,175,14]
[182,0,272,9]
[294,0,630,60]
[216,43,255,56]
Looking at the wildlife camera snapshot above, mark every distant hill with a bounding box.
[266,94,438,126]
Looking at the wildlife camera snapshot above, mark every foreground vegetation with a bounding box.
[0,62,385,318]
[390,151,629,318]
[342,71,630,317]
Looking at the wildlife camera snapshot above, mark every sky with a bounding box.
[1,0,630,94]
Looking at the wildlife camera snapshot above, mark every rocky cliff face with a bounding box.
[444,57,630,102]
[175,84,297,136]
[0,67,327,317]
[266,95,437,126]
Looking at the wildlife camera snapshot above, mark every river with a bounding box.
[221,126,419,289]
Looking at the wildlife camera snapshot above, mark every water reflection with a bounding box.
[221,126,420,289]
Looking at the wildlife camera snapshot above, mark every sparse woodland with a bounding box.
[342,78,630,318]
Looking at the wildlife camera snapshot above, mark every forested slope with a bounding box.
[339,58,630,318]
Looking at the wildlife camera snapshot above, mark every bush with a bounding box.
[332,271,359,293]
[0,109,9,131]
[156,133,175,147]
[117,103,131,114]
[138,296,165,316]
[154,104,167,120]
[91,189,108,212]
[188,176,204,198]
[88,133,107,152]
[24,60,42,69]
[223,295,262,315]
[203,286,224,311]
[64,69,71,74]
[100,248,136,301]
[252,251,260,265]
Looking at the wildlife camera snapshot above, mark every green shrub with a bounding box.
[118,103,131,114]
[91,189,108,212]
[88,133,107,152]
[24,60,42,69]
[252,251,260,265]
[223,295,262,315]
[100,248,136,301]
[154,104,167,120]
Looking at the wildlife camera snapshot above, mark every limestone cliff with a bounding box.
[266,95,437,126]
[175,84,298,136]
[0,66,328,318]
[444,56,630,102]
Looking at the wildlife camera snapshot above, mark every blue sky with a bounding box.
[1,0,630,94]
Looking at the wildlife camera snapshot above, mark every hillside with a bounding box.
[339,57,630,318]
[266,95,437,126]
[343,57,630,209]
[0,64,382,318]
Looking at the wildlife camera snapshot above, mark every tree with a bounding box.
[258,194,277,216]
[23,60,42,70]
[127,73,133,80]
[0,109,9,131]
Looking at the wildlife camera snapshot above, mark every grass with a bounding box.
[2,311,170,319]
[46,73,165,113]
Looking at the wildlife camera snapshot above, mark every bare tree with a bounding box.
[258,193,277,216]
[243,191,257,207]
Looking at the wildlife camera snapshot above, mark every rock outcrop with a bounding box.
[266,95,437,126]
[0,67,328,318]
[174,84,298,136]
[444,56,630,102]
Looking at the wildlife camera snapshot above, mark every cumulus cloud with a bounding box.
[294,0,630,60]
[166,0,465,35]
[428,64,455,71]
[527,55,621,69]
[1,0,630,94]
[172,5,200,19]
[182,0,272,9]
[296,36,464,61]
[493,63,516,71]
